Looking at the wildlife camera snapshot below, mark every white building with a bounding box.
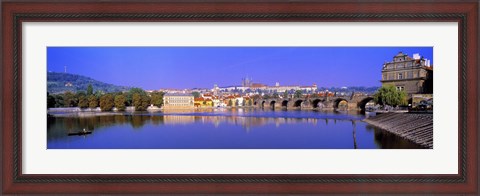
[163,93,194,109]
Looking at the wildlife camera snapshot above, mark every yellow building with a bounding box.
[163,93,194,109]
[194,97,214,107]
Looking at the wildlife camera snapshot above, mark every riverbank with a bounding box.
[363,113,433,149]
[48,112,125,117]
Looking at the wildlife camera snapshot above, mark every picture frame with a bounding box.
[1,0,478,194]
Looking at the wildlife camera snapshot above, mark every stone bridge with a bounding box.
[253,94,374,111]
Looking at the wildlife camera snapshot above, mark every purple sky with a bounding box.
[47,47,433,90]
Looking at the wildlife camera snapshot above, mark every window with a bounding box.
[398,73,403,79]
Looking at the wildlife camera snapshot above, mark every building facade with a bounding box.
[163,93,194,109]
[381,52,433,95]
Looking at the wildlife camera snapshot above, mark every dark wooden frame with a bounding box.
[1,1,478,194]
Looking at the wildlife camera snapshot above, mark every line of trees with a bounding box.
[47,84,165,112]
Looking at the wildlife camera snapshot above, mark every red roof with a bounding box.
[251,83,266,87]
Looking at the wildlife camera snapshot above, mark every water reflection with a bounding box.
[365,125,422,149]
[47,110,423,149]
[352,121,357,149]
[49,114,343,135]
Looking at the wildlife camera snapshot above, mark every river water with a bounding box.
[47,108,422,149]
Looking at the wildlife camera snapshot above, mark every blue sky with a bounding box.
[47,47,433,90]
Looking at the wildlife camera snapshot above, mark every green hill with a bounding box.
[47,72,131,94]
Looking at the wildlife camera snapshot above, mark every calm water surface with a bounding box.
[47,109,422,149]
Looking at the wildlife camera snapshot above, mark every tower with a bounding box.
[242,76,252,87]
[213,84,219,95]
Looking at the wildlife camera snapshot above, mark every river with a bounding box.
[47,108,422,149]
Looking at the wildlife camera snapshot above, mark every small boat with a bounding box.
[68,128,92,136]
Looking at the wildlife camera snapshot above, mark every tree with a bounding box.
[150,91,164,107]
[114,94,127,111]
[94,90,104,98]
[235,99,239,106]
[294,90,303,98]
[132,93,150,111]
[76,91,86,98]
[272,92,279,98]
[63,91,77,107]
[283,91,289,99]
[47,93,56,108]
[141,94,151,110]
[86,84,93,96]
[373,85,408,106]
[54,95,64,108]
[127,88,146,105]
[191,91,200,98]
[88,95,98,109]
[132,93,142,110]
[263,94,271,99]
[99,94,115,111]
[78,95,89,108]
[227,99,233,106]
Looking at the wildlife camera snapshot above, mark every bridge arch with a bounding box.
[281,100,289,108]
[294,100,303,108]
[261,100,266,108]
[357,97,374,111]
[269,100,276,109]
[334,98,349,110]
[311,99,324,109]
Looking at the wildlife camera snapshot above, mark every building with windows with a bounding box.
[381,52,433,95]
[163,93,194,109]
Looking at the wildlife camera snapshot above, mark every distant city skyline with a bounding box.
[47,47,433,90]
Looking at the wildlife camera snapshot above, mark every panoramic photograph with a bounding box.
[46,47,433,149]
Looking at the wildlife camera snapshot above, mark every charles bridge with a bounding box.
[253,94,374,111]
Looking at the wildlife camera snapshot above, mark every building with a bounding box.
[194,97,214,107]
[163,93,194,109]
[381,52,433,95]
[300,84,318,93]
[242,76,253,87]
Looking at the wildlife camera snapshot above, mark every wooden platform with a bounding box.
[363,113,433,149]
